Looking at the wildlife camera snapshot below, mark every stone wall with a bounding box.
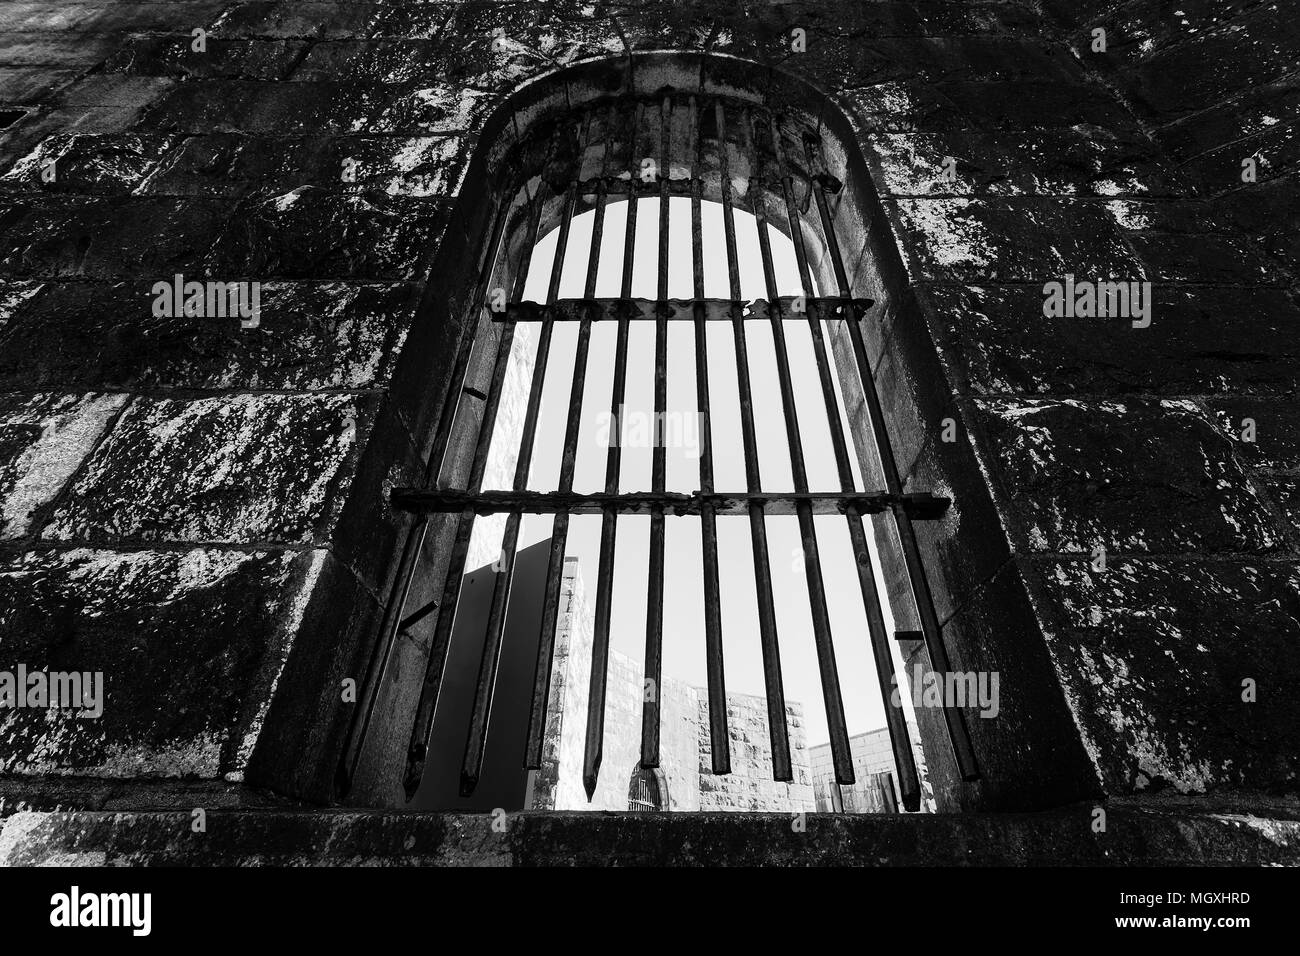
[697,693,816,813]
[532,558,811,813]
[810,727,933,813]
[0,0,1295,834]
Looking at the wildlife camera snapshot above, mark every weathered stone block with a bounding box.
[976,398,1282,554]
[1036,557,1300,794]
[202,192,450,280]
[0,546,330,779]
[0,196,228,278]
[926,284,1300,396]
[0,134,183,196]
[864,127,1183,198]
[0,280,421,391]
[0,392,126,540]
[44,393,372,545]
[1207,398,1300,471]
[846,80,1137,133]
[105,37,311,81]
[887,197,1143,283]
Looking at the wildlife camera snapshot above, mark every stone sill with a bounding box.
[2,805,1298,866]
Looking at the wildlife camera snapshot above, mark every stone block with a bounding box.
[44,393,373,545]
[925,284,1300,397]
[1036,557,1300,793]
[0,546,333,779]
[887,197,1142,283]
[201,192,450,281]
[0,280,421,391]
[0,392,127,540]
[863,127,1183,198]
[975,397,1281,554]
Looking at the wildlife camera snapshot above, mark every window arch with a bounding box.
[339,53,979,811]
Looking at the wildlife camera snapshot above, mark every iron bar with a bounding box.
[717,98,792,783]
[392,488,950,518]
[460,119,585,795]
[583,99,642,800]
[641,95,672,769]
[805,134,980,783]
[692,94,729,775]
[523,105,615,771]
[770,111,920,808]
[488,296,872,323]
[752,107,855,787]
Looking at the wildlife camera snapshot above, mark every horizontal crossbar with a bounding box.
[390,488,951,520]
[488,296,875,323]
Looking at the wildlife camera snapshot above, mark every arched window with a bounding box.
[628,766,667,812]
[340,55,979,811]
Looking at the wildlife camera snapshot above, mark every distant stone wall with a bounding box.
[532,558,811,813]
[810,727,933,813]
[697,694,816,813]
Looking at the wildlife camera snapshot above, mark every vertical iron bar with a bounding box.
[584,99,642,799]
[806,136,979,782]
[752,107,854,787]
[404,174,547,799]
[461,117,586,795]
[641,95,671,769]
[525,105,613,770]
[770,111,920,809]
[718,98,792,782]
[693,95,730,774]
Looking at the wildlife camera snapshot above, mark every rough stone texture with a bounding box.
[4,803,1300,866]
[0,546,330,779]
[0,391,126,540]
[0,0,1292,863]
[1037,558,1300,795]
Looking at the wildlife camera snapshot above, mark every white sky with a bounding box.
[473,197,920,751]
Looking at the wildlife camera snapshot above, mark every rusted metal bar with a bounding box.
[524,105,613,771]
[752,108,854,787]
[805,134,980,783]
[692,94,730,775]
[641,95,672,770]
[717,98,792,783]
[460,131,584,795]
[403,175,547,800]
[584,99,642,800]
[768,111,920,806]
